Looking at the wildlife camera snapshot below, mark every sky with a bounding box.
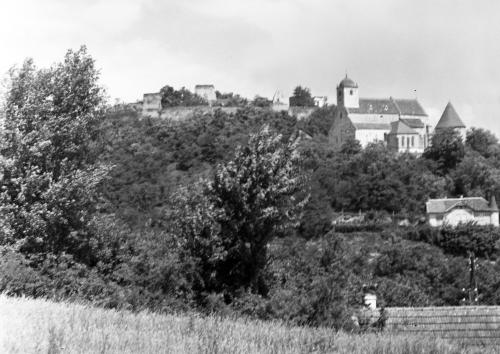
[1,0,500,135]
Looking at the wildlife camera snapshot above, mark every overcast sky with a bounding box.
[1,0,499,135]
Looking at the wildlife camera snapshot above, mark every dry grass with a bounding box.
[0,294,492,353]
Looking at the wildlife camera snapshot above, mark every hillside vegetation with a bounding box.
[2,47,500,339]
[0,295,482,354]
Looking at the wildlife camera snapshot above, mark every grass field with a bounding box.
[0,294,493,353]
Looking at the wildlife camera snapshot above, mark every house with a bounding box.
[434,102,466,140]
[328,75,431,149]
[142,92,162,117]
[426,196,499,227]
[194,84,217,105]
[313,96,328,108]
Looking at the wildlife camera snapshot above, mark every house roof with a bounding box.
[353,123,391,130]
[426,197,498,214]
[389,120,418,135]
[338,75,358,88]
[401,118,425,129]
[435,102,465,129]
[195,84,215,89]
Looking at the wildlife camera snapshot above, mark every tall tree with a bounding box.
[423,128,465,175]
[0,46,109,264]
[171,126,308,296]
[289,86,315,107]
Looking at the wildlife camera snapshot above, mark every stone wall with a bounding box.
[141,106,240,120]
[287,106,316,120]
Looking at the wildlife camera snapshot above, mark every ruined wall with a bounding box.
[287,106,317,120]
[140,106,240,121]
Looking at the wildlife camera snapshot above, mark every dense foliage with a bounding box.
[0,47,109,265]
[3,47,500,332]
[289,86,315,107]
[160,85,207,108]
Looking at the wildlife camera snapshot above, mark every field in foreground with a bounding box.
[0,295,493,354]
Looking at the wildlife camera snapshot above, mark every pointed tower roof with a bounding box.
[490,195,498,210]
[389,120,418,135]
[435,102,465,129]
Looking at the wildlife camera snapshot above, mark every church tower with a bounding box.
[337,75,359,109]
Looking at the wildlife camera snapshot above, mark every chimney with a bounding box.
[364,293,377,310]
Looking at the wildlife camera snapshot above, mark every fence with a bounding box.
[383,306,500,346]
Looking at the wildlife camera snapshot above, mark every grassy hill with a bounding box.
[0,294,491,354]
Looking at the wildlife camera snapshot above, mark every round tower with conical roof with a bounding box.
[337,75,359,109]
[435,102,466,140]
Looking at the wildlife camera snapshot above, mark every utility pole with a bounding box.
[467,251,479,305]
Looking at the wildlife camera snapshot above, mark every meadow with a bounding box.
[0,294,494,354]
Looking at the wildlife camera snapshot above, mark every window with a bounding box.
[411,136,414,146]
[407,137,410,147]
[350,90,353,95]
[384,105,388,111]
[401,136,404,147]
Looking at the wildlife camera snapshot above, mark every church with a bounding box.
[329,76,436,153]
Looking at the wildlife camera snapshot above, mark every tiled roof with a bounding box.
[426,197,497,213]
[435,102,465,129]
[347,99,399,115]
[389,120,418,135]
[353,123,391,130]
[400,118,425,128]
[393,99,427,116]
[347,98,426,117]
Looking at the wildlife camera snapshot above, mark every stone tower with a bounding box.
[336,75,359,109]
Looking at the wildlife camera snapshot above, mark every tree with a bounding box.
[423,128,465,175]
[0,46,109,264]
[159,85,207,108]
[466,127,500,159]
[340,136,362,155]
[171,126,308,297]
[289,86,315,107]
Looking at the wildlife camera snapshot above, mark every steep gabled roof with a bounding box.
[389,120,418,135]
[426,197,493,214]
[347,98,399,115]
[393,99,427,116]
[435,102,465,129]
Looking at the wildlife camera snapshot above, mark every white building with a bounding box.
[194,84,217,105]
[142,92,162,117]
[329,76,431,149]
[426,196,499,227]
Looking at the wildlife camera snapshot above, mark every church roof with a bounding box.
[346,98,427,117]
[389,120,418,135]
[353,123,391,130]
[435,102,465,129]
[347,98,399,115]
[338,75,358,88]
[393,99,427,116]
[426,197,496,214]
[400,118,425,129]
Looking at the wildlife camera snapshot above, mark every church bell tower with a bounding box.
[337,75,359,109]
